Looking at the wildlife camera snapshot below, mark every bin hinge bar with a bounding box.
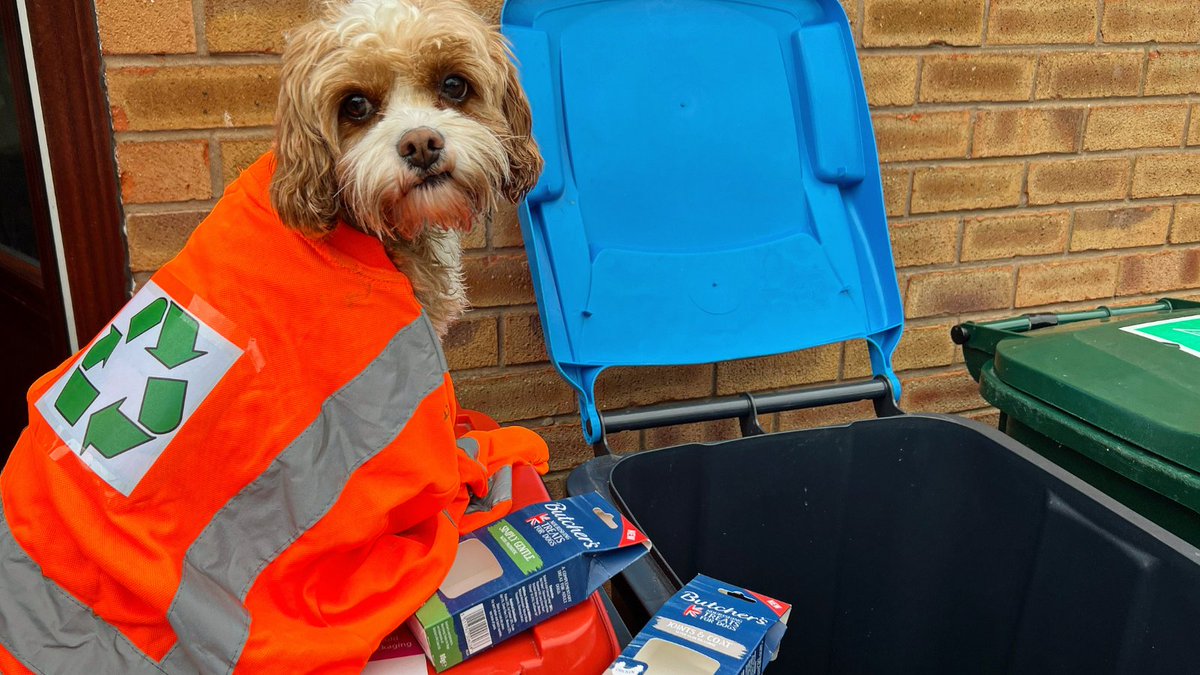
[590,377,904,456]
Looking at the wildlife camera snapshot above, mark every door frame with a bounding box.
[17,0,128,350]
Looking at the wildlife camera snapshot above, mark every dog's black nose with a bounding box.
[398,127,445,171]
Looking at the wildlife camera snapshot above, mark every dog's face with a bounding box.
[271,0,542,240]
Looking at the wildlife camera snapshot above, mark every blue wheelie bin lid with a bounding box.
[501,0,903,442]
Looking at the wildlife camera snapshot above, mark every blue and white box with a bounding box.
[608,575,790,675]
[410,492,651,672]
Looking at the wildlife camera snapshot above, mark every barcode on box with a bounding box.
[461,603,493,655]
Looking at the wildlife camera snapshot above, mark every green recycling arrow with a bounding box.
[82,399,152,458]
[127,297,168,343]
[147,303,207,369]
[54,369,99,426]
[82,326,123,370]
[139,377,187,434]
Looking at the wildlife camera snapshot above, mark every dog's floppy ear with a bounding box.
[497,46,543,203]
[271,23,339,235]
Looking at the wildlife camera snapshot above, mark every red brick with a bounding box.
[1016,258,1119,307]
[863,0,985,47]
[107,65,278,132]
[1145,50,1200,96]
[1084,104,1189,151]
[961,211,1070,261]
[840,0,860,36]
[1117,249,1200,295]
[972,108,1083,158]
[443,315,498,371]
[117,140,211,204]
[519,420,638,472]
[1101,0,1200,43]
[873,111,971,162]
[220,138,273,189]
[906,267,1014,318]
[1070,205,1172,252]
[901,368,987,414]
[1132,153,1200,199]
[860,55,920,107]
[882,168,911,217]
[1034,51,1144,99]
[597,366,714,409]
[1190,105,1200,146]
[453,367,577,422]
[96,0,196,54]
[1027,157,1131,205]
[206,0,313,54]
[542,471,568,500]
[889,218,959,267]
[502,311,547,365]
[644,419,742,449]
[125,211,206,273]
[715,345,841,395]
[844,323,957,377]
[920,54,1037,103]
[778,400,875,431]
[966,408,1002,428]
[986,0,1097,45]
[910,163,1025,214]
[466,0,503,23]
[1172,203,1200,244]
[462,254,535,307]
[490,201,524,248]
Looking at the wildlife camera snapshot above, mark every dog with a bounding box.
[0,2,550,672]
[271,0,542,335]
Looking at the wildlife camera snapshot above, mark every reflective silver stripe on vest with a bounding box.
[465,466,513,516]
[456,437,480,461]
[0,500,166,675]
[456,437,514,516]
[162,313,447,674]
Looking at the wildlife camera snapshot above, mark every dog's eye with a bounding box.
[440,75,470,103]
[340,94,376,122]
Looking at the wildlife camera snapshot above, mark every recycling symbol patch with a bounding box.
[36,282,242,495]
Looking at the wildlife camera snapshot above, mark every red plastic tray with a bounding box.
[364,413,621,674]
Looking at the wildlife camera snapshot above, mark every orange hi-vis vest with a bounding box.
[0,153,548,674]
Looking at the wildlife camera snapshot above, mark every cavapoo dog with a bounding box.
[274,0,542,333]
[0,1,548,673]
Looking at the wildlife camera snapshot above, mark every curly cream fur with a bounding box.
[271,0,541,334]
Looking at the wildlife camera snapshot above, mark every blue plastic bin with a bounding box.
[502,1,1200,672]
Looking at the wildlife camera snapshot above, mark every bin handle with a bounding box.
[950,299,1200,345]
[591,377,904,456]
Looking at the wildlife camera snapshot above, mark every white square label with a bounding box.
[36,282,242,495]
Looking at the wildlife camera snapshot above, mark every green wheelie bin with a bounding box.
[954,298,1200,547]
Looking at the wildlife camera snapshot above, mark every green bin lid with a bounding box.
[993,308,1200,472]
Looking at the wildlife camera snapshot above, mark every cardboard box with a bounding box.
[410,492,651,672]
[364,625,428,675]
[607,575,790,675]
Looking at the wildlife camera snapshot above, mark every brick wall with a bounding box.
[96,0,1200,494]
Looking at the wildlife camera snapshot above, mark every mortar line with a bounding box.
[1139,47,1150,97]
[1182,103,1194,148]
[880,144,1199,170]
[208,134,222,200]
[115,127,275,143]
[903,169,915,217]
[980,0,991,47]
[105,53,281,67]
[913,55,925,105]
[495,311,507,368]
[872,93,1196,114]
[192,0,207,56]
